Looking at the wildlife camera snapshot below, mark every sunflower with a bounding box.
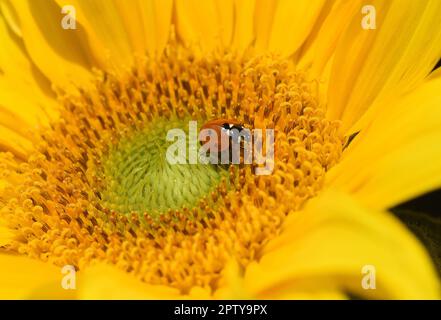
[0,0,440,300]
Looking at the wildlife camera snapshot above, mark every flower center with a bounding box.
[99,118,227,217]
[0,44,344,293]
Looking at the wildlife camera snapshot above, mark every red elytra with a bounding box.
[199,119,245,152]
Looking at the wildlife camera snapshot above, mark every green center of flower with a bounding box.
[99,118,228,217]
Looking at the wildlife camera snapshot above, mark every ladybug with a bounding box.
[200,119,247,153]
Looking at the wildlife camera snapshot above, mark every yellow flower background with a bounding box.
[0,0,441,299]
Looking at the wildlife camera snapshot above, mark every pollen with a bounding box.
[0,44,343,293]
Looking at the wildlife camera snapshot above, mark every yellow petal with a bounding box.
[327,74,441,210]
[427,65,441,81]
[9,0,93,89]
[216,259,346,299]
[297,0,361,77]
[135,0,173,57]
[245,190,440,299]
[0,254,74,299]
[327,0,441,134]
[0,79,55,130]
[254,0,277,53]
[266,291,347,300]
[53,0,129,69]
[57,0,172,64]
[0,15,58,151]
[267,0,326,57]
[213,260,251,299]
[0,0,21,37]
[0,13,57,117]
[175,0,234,52]
[77,263,183,299]
[0,126,33,159]
[230,0,255,52]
